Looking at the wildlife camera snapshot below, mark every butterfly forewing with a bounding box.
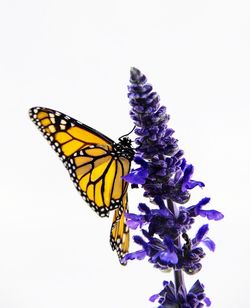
[66,146,130,217]
[29,107,113,161]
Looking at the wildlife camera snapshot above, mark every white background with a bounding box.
[0,1,249,307]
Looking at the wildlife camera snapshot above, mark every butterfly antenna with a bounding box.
[119,125,136,141]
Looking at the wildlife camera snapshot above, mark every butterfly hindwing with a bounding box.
[110,194,130,264]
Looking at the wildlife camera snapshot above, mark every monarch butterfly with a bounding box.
[29,107,134,264]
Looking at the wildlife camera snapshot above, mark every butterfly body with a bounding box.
[29,107,134,263]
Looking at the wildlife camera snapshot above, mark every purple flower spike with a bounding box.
[124,68,223,307]
[128,67,205,204]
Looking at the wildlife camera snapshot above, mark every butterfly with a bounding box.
[29,107,134,264]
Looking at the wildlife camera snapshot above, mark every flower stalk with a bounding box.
[168,199,186,299]
[123,67,223,307]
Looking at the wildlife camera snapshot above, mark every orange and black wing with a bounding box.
[65,145,131,217]
[29,106,114,161]
[29,107,131,217]
[110,194,130,264]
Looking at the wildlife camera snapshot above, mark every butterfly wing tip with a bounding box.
[28,107,39,117]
